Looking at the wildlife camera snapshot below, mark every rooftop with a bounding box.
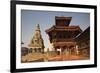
[46,25,82,33]
[55,16,72,26]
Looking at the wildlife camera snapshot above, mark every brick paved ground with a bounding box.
[21,52,89,63]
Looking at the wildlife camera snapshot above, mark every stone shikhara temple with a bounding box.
[21,24,45,62]
[46,16,90,56]
[28,24,44,53]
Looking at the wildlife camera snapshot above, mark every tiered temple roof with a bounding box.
[55,16,72,26]
[46,16,82,33]
[46,25,82,33]
[45,16,82,48]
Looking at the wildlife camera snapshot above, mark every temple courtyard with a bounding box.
[21,52,90,63]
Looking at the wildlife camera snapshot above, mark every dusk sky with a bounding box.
[21,10,90,51]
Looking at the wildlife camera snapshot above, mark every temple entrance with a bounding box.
[54,45,76,56]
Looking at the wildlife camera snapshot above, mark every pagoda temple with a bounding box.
[28,24,44,53]
[45,16,82,55]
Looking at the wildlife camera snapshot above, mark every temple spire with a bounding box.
[35,24,40,31]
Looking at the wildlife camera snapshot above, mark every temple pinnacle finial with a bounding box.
[36,24,40,31]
